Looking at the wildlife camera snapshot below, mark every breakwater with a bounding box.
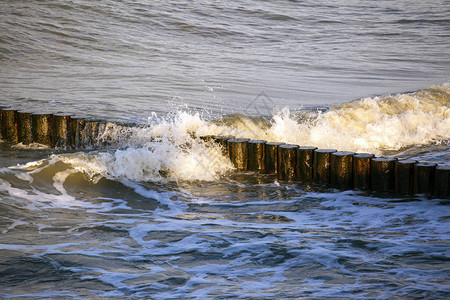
[204,136,449,199]
[0,107,134,150]
[1,108,448,198]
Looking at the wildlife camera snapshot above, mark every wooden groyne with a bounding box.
[212,136,449,199]
[0,107,448,198]
[0,107,133,150]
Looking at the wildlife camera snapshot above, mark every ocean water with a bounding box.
[0,0,450,299]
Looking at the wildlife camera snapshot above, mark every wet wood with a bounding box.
[248,140,267,171]
[296,146,317,181]
[395,159,417,195]
[371,157,397,193]
[330,151,355,190]
[353,153,375,190]
[313,149,337,184]
[277,144,298,180]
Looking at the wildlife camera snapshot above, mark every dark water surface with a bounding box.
[0,0,449,299]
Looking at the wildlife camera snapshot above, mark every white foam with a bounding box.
[55,110,236,183]
[1,219,29,234]
[228,84,450,155]
[0,174,96,210]
[12,142,50,150]
[4,84,449,186]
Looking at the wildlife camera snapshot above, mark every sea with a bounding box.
[0,0,449,299]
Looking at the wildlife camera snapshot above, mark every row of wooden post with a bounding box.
[0,107,108,149]
[203,135,449,199]
[1,107,448,198]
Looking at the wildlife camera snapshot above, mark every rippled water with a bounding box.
[0,156,449,299]
[0,0,449,299]
[1,0,449,121]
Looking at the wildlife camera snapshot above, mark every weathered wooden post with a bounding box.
[353,153,375,190]
[434,165,450,199]
[70,116,86,149]
[53,114,72,149]
[0,109,18,144]
[330,151,355,190]
[395,159,417,195]
[0,107,4,140]
[200,135,215,142]
[296,146,317,182]
[278,144,298,180]
[248,140,266,171]
[32,113,54,146]
[228,139,249,170]
[265,142,285,174]
[214,135,235,156]
[17,111,33,145]
[313,149,337,184]
[371,157,397,193]
[82,119,101,148]
[414,162,436,195]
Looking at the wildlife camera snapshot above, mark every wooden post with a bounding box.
[17,111,33,145]
[97,121,109,147]
[0,109,18,144]
[264,142,285,174]
[277,144,298,180]
[395,159,417,195]
[200,135,215,142]
[330,151,355,190]
[214,135,235,156]
[371,157,397,193]
[434,165,449,199]
[248,140,266,171]
[228,139,249,170]
[353,153,375,190]
[414,162,436,195]
[82,119,101,148]
[32,113,54,146]
[53,114,72,149]
[313,149,337,184]
[70,116,86,149]
[0,107,4,140]
[296,146,317,182]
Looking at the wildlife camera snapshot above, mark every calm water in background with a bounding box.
[1,0,449,120]
[0,0,449,299]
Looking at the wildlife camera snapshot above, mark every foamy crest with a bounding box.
[260,84,450,154]
[31,84,450,182]
[57,111,235,182]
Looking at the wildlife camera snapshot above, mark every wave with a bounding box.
[7,84,450,183]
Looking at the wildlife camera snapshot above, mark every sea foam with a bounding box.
[17,84,450,183]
